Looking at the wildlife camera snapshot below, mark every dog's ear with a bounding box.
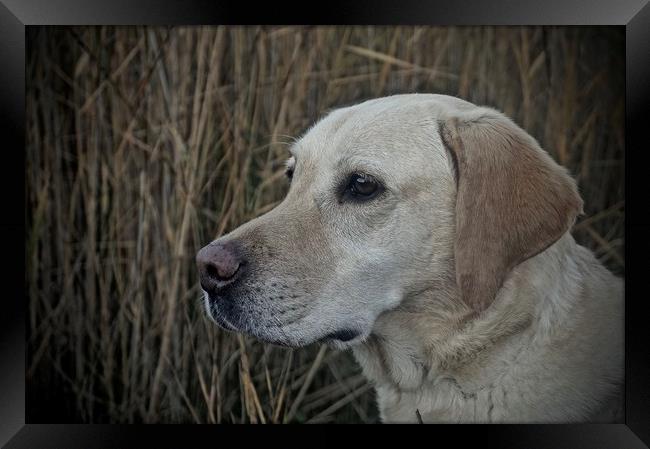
[439,108,583,313]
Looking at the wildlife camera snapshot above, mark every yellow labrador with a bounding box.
[196,94,624,423]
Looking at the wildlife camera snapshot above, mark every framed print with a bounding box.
[3,0,650,447]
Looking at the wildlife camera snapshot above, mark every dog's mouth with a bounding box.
[204,293,295,346]
[319,329,360,343]
[203,292,364,348]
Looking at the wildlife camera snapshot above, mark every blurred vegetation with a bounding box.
[26,26,624,423]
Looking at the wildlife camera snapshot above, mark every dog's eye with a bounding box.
[346,173,381,199]
[285,167,294,181]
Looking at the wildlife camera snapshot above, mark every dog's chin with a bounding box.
[245,328,366,350]
[206,312,366,349]
[203,290,369,349]
[203,296,300,346]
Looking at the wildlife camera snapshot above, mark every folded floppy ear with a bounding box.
[439,108,583,313]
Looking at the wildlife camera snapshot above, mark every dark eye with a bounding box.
[285,166,294,181]
[345,173,381,200]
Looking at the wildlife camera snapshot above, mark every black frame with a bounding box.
[3,0,649,447]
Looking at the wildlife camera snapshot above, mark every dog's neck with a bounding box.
[351,234,621,422]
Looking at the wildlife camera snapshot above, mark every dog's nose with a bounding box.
[196,241,244,292]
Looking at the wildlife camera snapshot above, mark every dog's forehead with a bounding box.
[294,94,473,169]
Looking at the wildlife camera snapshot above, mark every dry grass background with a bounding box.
[26,26,624,423]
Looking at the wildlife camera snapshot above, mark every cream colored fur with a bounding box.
[353,233,623,423]
[199,94,624,423]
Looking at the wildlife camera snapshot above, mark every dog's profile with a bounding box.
[196,94,624,423]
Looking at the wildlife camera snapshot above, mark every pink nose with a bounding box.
[196,241,244,292]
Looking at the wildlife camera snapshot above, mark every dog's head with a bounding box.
[196,94,583,348]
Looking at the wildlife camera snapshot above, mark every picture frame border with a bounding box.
[3,0,649,446]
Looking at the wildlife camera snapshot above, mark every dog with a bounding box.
[196,94,624,423]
